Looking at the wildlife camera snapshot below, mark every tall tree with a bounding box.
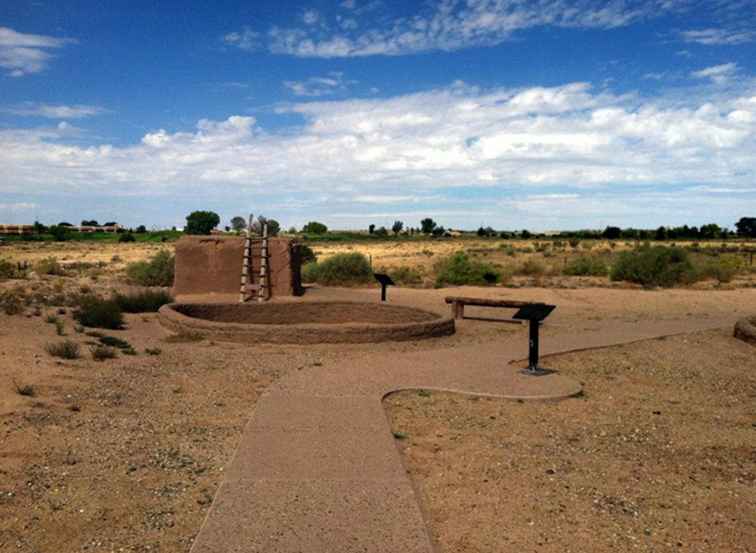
[391,220,404,235]
[420,218,437,234]
[230,216,247,232]
[185,211,220,235]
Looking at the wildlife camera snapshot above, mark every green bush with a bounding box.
[563,256,609,277]
[45,340,81,359]
[0,288,25,315]
[434,251,501,287]
[302,253,372,285]
[126,250,175,287]
[611,246,697,288]
[98,335,133,350]
[74,296,124,329]
[118,232,136,243]
[114,289,173,312]
[302,221,328,234]
[698,254,744,283]
[298,244,317,264]
[379,265,423,286]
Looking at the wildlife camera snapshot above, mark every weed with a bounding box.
[35,257,67,276]
[145,347,162,355]
[98,335,132,350]
[122,346,137,356]
[417,389,432,398]
[45,313,59,324]
[392,431,409,440]
[13,380,36,397]
[0,288,25,315]
[74,296,124,329]
[45,340,81,359]
[517,259,545,276]
[113,289,173,313]
[90,344,117,361]
[434,251,501,287]
[563,256,609,277]
[55,319,65,336]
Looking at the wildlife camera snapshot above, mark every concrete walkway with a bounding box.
[188,298,739,552]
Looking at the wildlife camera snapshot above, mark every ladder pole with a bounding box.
[239,213,253,303]
[258,221,269,302]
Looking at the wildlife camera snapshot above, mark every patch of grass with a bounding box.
[434,251,501,287]
[90,344,117,361]
[417,389,432,398]
[517,259,546,276]
[54,319,65,336]
[125,250,175,287]
[611,246,697,288]
[697,254,744,284]
[113,289,173,313]
[122,346,137,356]
[0,258,27,279]
[35,257,67,276]
[563,256,610,277]
[74,296,124,329]
[145,347,162,355]
[45,340,81,359]
[301,252,373,285]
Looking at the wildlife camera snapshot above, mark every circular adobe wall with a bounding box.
[158,301,455,344]
[734,316,756,345]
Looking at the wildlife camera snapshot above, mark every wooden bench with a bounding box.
[444,296,536,321]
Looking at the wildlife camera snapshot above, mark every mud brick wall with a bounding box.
[173,236,303,297]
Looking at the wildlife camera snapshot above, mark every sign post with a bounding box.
[512,303,556,375]
[373,273,395,302]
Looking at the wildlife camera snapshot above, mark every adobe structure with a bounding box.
[173,235,303,298]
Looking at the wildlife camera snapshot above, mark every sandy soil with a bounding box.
[386,329,756,553]
[1,247,755,552]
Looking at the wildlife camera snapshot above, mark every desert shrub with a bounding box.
[13,380,36,397]
[98,335,132,350]
[383,265,423,286]
[563,256,609,277]
[568,238,580,248]
[698,254,744,283]
[434,251,501,287]
[35,257,66,276]
[90,344,117,361]
[45,340,81,359]
[611,246,697,288]
[55,319,65,336]
[0,288,26,315]
[517,259,545,276]
[303,253,372,285]
[126,250,174,287]
[74,296,124,329]
[0,259,26,279]
[114,289,173,313]
[145,347,162,355]
[298,245,317,264]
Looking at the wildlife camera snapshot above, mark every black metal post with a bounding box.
[381,283,387,302]
[528,319,539,372]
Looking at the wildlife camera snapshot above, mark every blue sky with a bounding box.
[1,0,755,231]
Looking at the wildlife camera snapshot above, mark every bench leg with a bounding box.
[453,302,464,319]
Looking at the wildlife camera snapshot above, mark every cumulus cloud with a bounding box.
[0,26,74,76]
[1,79,755,227]
[2,102,106,119]
[283,72,355,97]
[681,28,754,45]
[260,0,677,58]
[691,62,738,85]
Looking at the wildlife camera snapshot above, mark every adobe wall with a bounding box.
[173,236,303,298]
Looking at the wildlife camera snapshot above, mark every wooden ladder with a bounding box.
[239,215,270,303]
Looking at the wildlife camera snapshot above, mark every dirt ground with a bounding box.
[386,329,756,553]
[1,241,756,552]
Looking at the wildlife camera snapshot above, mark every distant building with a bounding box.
[0,224,34,235]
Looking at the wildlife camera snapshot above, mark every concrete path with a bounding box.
[188,297,739,552]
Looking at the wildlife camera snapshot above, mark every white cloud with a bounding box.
[222,27,259,51]
[0,202,37,210]
[2,102,106,119]
[261,0,678,58]
[0,26,74,76]
[283,72,355,97]
[302,9,320,26]
[691,62,738,85]
[681,28,754,45]
[0,80,754,228]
